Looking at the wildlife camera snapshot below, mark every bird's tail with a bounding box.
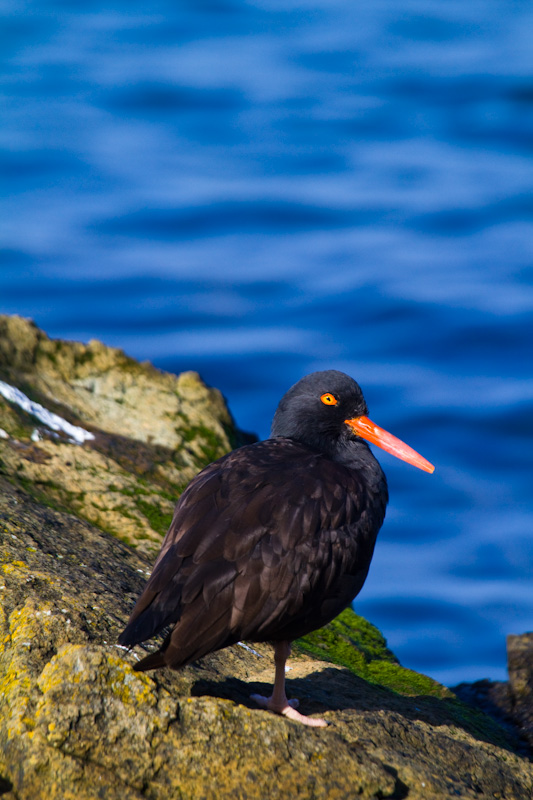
[133,651,167,672]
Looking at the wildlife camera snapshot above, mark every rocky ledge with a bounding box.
[0,315,531,800]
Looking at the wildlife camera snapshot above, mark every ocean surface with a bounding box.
[2,0,533,686]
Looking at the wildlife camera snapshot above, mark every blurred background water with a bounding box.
[1,0,533,685]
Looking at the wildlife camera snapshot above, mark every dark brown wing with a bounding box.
[118,438,386,669]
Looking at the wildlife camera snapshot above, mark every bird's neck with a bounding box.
[274,433,387,499]
[333,437,387,494]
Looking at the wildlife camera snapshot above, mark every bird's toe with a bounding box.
[281,705,328,727]
[250,693,326,727]
[250,692,269,709]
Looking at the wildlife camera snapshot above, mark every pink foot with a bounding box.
[250,693,328,727]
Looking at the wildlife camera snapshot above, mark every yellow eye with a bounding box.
[320,393,338,406]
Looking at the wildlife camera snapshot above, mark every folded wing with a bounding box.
[118,438,381,670]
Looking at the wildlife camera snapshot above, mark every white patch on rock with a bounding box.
[237,642,263,658]
[0,379,95,444]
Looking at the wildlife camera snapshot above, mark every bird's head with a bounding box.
[271,370,434,473]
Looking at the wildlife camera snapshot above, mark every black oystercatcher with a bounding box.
[118,370,434,727]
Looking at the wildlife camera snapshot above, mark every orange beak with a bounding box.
[345,416,435,474]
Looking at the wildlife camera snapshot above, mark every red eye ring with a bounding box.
[320,393,338,406]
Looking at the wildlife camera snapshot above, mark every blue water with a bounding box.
[2,0,533,685]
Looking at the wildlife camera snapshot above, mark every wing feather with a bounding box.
[119,437,386,669]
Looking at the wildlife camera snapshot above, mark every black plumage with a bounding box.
[118,370,433,725]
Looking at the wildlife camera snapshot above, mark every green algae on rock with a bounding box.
[0,315,531,800]
[297,607,452,698]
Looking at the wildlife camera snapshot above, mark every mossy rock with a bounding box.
[297,607,451,698]
[0,315,251,558]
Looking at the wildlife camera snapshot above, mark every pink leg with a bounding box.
[250,641,327,727]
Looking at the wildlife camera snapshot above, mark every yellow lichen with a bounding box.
[37,644,92,694]
[105,654,156,707]
[9,600,56,643]
[0,647,34,739]
[2,560,28,574]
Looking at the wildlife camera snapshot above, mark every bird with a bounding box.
[118,370,434,727]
